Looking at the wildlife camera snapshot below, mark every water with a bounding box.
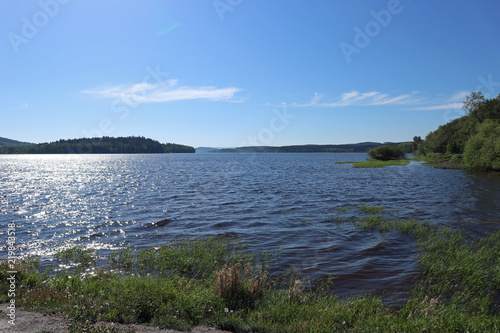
[1,153,499,304]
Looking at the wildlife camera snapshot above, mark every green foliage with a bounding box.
[367,145,405,161]
[463,119,500,171]
[107,236,273,279]
[8,228,500,332]
[423,117,472,155]
[0,136,32,146]
[54,246,98,272]
[355,159,409,168]
[465,91,500,123]
[410,153,465,169]
[0,136,195,154]
[343,215,500,317]
[0,259,46,302]
[214,142,406,153]
[358,205,385,215]
[398,142,414,154]
[418,92,500,171]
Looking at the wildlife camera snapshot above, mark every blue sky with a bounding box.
[1,0,500,148]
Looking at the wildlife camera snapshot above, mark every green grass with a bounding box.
[409,153,466,169]
[336,159,410,168]
[335,206,354,212]
[2,222,500,332]
[357,204,385,215]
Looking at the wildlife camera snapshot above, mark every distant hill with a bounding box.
[195,147,233,153]
[0,137,33,146]
[210,142,407,153]
[0,136,195,154]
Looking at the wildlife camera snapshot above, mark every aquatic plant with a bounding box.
[2,223,499,332]
[358,204,385,215]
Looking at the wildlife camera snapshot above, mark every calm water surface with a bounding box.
[1,153,499,303]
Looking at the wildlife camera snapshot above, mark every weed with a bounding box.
[55,246,97,272]
[6,228,500,332]
[358,204,385,215]
[214,262,268,309]
[336,206,354,212]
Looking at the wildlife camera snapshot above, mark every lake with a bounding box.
[1,153,499,304]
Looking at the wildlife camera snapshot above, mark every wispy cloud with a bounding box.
[296,90,418,108]
[409,90,469,111]
[448,91,470,103]
[412,103,463,111]
[16,103,29,109]
[83,80,243,104]
[411,103,463,111]
[292,90,471,111]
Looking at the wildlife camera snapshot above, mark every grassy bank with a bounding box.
[409,153,466,169]
[336,152,467,169]
[2,212,500,332]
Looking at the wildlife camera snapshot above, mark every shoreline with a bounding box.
[0,303,231,333]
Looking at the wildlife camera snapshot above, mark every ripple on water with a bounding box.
[0,153,498,304]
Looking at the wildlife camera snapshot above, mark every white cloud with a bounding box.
[408,91,468,110]
[296,90,417,108]
[83,80,242,104]
[411,103,463,111]
[309,92,323,105]
[448,91,470,102]
[291,90,473,112]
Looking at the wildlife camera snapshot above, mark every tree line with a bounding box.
[213,142,405,153]
[414,92,500,171]
[0,136,195,154]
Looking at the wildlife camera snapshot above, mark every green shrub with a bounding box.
[367,145,405,161]
[463,119,500,171]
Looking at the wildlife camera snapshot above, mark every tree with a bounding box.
[463,91,485,116]
[463,119,500,171]
[398,142,414,154]
[367,145,405,161]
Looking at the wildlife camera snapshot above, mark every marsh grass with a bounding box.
[351,216,500,315]
[55,246,98,272]
[409,154,466,170]
[358,204,385,215]
[108,235,257,279]
[335,206,354,212]
[2,223,500,332]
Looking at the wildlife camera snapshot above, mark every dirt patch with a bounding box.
[0,303,232,333]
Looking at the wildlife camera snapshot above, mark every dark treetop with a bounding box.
[0,136,195,154]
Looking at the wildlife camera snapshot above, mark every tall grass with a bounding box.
[2,220,500,332]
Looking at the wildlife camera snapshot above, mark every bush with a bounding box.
[463,119,500,171]
[367,145,405,161]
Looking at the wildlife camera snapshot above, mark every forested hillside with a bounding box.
[212,142,406,153]
[0,136,195,154]
[0,137,32,146]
